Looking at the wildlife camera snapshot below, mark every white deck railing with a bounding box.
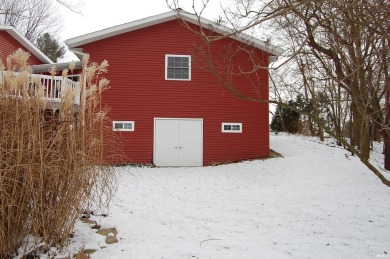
[0,73,80,106]
[30,74,80,105]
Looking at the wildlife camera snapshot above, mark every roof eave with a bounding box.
[31,61,82,74]
[65,10,284,57]
[65,11,176,48]
[0,25,53,64]
[178,12,284,57]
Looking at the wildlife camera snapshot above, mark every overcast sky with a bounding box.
[58,0,224,61]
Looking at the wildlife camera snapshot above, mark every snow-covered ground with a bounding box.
[56,134,390,258]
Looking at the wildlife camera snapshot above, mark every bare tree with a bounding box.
[275,0,389,162]
[0,0,61,41]
[167,0,390,187]
[0,0,83,42]
[55,0,83,13]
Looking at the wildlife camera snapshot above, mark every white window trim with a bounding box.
[113,121,135,132]
[222,122,242,133]
[165,54,191,81]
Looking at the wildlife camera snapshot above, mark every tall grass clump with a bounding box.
[0,49,117,257]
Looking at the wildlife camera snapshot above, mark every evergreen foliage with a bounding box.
[271,99,301,133]
[271,94,332,134]
[36,33,66,62]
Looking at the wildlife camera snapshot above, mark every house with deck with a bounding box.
[0,25,81,111]
[1,11,282,167]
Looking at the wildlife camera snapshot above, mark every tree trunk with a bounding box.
[384,136,390,170]
[361,126,370,160]
[384,89,390,170]
[352,101,370,160]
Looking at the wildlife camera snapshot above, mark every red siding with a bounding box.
[80,20,270,165]
[0,31,42,66]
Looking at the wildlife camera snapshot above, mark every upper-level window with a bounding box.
[165,55,191,80]
[222,123,242,133]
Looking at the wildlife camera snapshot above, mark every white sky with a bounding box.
[57,0,225,61]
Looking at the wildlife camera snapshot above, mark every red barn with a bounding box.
[66,11,283,166]
[0,25,52,65]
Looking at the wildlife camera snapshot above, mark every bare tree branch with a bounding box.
[167,0,390,186]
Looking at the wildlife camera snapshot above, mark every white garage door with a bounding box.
[154,118,203,167]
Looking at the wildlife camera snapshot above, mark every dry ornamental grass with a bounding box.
[0,49,117,257]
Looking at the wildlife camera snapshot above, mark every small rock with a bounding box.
[75,252,89,259]
[97,227,118,236]
[105,235,118,244]
[80,218,97,225]
[91,224,101,229]
[81,210,94,215]
[83,249,97,255]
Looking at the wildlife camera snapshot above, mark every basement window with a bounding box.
[113,121,134,131]
[165,54,191,80]
[222,123,242,133]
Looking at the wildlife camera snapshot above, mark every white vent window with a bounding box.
[222,123,242,133]
[113,121,134,131]
[165,54,191,80]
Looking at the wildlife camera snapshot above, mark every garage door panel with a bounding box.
[154,118,203,167]
[178,148,202,166]
[154,149,179,167]
[179,120,202,166]
[156,120,180,148]
[154,120,180,166]
[180,120,202,148]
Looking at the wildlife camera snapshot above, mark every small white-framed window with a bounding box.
[222,123,242,133]
[113,121,134,131]
[165,54,191,80]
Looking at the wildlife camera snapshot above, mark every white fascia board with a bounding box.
[31,61,82,73]
[178,12,284,57]
[65,11,176,47]
[67,47,85,60]
[0,25,53,64]
[65,10,283,57]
